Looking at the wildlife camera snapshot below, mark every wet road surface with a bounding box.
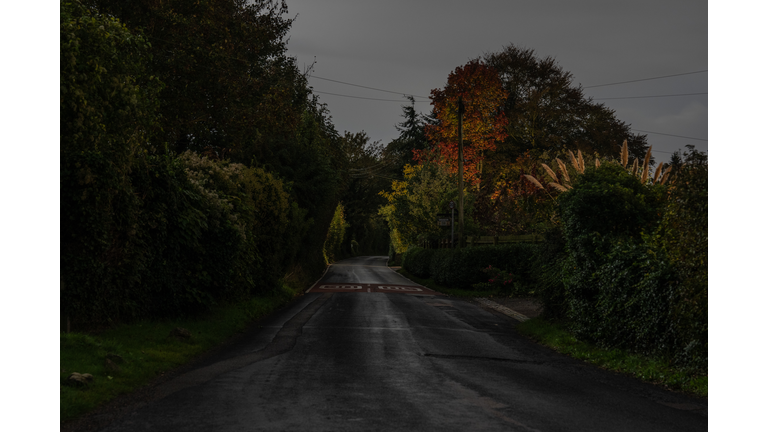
[97,256,707,431]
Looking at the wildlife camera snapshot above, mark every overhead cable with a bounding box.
[584,70,707,89]
[313,90,430,102]
[310,75,430,99]
[593,92,707,101]
[632,129,707,142]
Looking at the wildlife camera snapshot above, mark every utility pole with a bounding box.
[457,96,465,248]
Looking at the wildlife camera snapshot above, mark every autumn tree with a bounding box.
[420,60,508,187]
[484,44,650,162]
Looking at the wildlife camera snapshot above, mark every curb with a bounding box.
[305,264,331,294]
[474,298,530,322]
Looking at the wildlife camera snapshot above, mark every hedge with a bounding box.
[403,244,539,293]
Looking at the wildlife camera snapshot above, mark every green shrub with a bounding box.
[659,147,708,369]
[553,160,706,371]
[402,247,435,278]
[323,203,348,263]
[432,244,538,291]
[531,227,568,318]
[403,244,539,293]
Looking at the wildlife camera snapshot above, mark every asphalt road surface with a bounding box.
[95,256,707,431]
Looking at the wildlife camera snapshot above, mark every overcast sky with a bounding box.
[284,0,707,163]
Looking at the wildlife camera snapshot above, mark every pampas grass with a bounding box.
[640,146,652,183]
[542,163,559,183]
[621,140,629,168]
[660,166,673,185]
[653,162,664,184]
[524,174,544,190]
[556,158,570,183]
[567,150,580,173]
[549,182,568,192]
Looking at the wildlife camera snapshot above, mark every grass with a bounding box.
[60,284,300,424]
[396,266,707,398]
[516,318,708,398]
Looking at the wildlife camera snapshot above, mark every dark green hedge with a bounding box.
[403,244,539,293]
[552,162,707,371]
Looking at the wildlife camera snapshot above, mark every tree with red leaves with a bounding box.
[419,60,508,187]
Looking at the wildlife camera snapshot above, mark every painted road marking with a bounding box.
[378,286,423,292]
[319,285,362,290]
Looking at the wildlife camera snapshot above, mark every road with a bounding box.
[96,256,707,431]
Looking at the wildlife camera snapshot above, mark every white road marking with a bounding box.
[319,285,363,290]
[378,286,423,292]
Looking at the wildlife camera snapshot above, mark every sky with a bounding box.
[284,0,708,163]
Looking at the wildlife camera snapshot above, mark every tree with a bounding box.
[379,162,465,252]
[483,44,651,163]
[83,0,309,163]
[420,59,509,187]
[339,131,391,256]
[385,96,435,174]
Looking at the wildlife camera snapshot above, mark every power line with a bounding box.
[593,92,707,101]
[584,70,707,89]
[310,75,430,99]
[633,129,707,142]
[313,90,430,102]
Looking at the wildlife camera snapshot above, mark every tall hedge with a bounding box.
[554,162,706,371]
[403,244,538,292]
[60,1,341,328]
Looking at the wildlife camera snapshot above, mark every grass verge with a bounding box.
[395,268,498,297]
[60,284,300,423]
[396,267,707,398]
[517,317,708,398]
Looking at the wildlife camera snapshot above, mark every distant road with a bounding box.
[97,256,707,431]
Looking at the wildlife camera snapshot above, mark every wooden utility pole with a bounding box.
[457,96,465,248]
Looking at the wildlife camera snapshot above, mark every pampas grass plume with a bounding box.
[524,174,544,190]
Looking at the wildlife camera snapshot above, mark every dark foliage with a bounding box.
[60,0,345,328]
[403,244,538,292]
[553,160,706,371]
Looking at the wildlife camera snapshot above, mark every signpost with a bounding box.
[449,201,455,248]
[457,96,465,248]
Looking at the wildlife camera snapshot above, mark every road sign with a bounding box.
[449,201,455,209]
[437,218,451,227]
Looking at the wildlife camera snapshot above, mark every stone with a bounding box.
[169,327,192,340]
[67,372,93,387]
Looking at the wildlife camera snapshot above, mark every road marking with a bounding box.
[367,288,371,292]
[378,286,423,292]
[319,285,362,290]
[475,298,530,322]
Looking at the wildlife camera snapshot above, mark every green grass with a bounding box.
[517,317,708,398]
[396,268,499,297]
[60,285,300,424]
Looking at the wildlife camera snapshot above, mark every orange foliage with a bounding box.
[417,60,508,187]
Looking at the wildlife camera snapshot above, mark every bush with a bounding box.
[553,160,706,371]
[659,147,708,369]
[531,227,568,318]
[402,247,435,278]
[432,244,538,291]
[403,244,539,293]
